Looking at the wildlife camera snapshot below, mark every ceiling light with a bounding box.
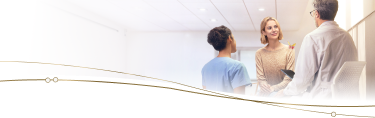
[211,19,216,22]
[200,8,206,11]
[259,8,265,11]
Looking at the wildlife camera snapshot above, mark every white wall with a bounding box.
[279,0,316,61]
[364,11,375,99]
[125,31,269,88]
[126,31,215,87]
[0,0,129,79]
[364,0,375,17]
[352,0,364,27]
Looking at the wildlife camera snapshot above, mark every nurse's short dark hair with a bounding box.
[313,0,338,20]
[207,25,233,51]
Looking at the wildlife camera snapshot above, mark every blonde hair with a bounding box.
[260,17,283,44]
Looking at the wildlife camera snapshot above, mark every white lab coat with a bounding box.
[283,21,358,99]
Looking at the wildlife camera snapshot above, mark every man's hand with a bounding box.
[274,89,285,98]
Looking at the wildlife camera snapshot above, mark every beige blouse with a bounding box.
[256,44,295,96]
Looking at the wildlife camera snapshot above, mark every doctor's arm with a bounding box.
[282,36,320,96]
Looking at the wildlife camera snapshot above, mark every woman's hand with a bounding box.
[260,83,274,93]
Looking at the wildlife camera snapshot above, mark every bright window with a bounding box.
[351,0,364,27]
[335,0,346,29]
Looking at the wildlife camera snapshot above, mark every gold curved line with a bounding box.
[12,79,46,81]
[266,103,375,118]
[57,79,375,107]
[0,78,373,117]
[0,61,194,85]
[2,79,375,118]
[0,79,375,107]
[0,61,241,97]
[0,61,238,95]
[75,79,375,118]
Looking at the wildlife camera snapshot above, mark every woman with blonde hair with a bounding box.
[255,17,295,97]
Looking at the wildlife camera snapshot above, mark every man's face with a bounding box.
[312,10,319,27]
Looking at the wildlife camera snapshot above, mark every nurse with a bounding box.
[202,25,252,94]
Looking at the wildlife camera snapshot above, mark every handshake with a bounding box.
[259,83,287,98]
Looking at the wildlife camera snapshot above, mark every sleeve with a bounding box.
[271,49,295,91]
[256,51,268,86]
[231,63,252,89]
[283,35,320,95]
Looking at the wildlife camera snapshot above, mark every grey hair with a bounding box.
[313,0,338,20]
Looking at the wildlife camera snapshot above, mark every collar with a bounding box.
[318,21,338,28]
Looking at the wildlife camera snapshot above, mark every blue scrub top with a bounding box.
[201,57,252,93]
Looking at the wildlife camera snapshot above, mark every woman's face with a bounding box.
[262,20,279,40]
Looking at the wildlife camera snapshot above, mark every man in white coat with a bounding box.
[275,0,358,99]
